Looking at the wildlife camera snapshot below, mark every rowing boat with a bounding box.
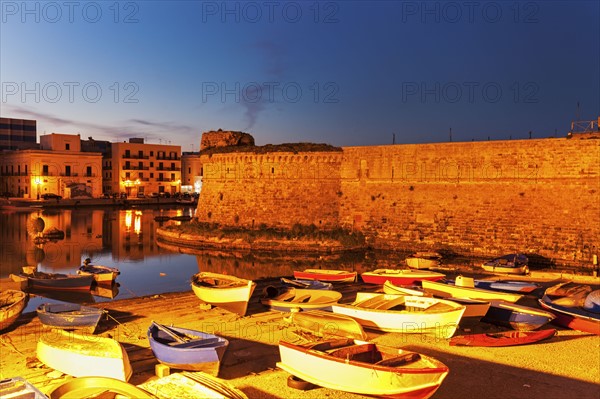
[191,272,256,316]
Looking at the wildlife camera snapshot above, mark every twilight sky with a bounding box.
[1,1,598,150]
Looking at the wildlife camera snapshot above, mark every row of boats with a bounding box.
[1,258,597,399]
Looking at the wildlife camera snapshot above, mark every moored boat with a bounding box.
[0,290,28,331]
[449,329,556,347]
[482,301,555,331]
[361,269,445,285]
[148,321,229,376]
[37,303,104,333]
[22,270,94,292]
[421,279,523,303]
[331,292,465,339]
[538,282,600,335]
[277,338,449,398]
[191,272,256,316]
[405,252,442,270]
[482,253,529,275]
[37,328,132,381]
[280,277,332,290]
[78,262,120,285]
[293,269,357,283]
[261,287,342,312]
[138,372,248,399]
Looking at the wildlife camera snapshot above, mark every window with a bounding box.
[139,173,144,179]
[150,162,153,167]
[125,150,130,158]
[150,173,154,178]
[150,151,154,156]
[139,150,143,158]
[86,166,92,176]
[126,172,130,179]
[66,143,70,150]
[43,165,48,176]
[171,173,175,181]
[188,167,191,173]
[65,165,71,176]
[171,163,175,170]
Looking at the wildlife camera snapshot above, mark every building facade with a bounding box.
[0,133,102,198]
[0,117,38,151]
[108,139,181,197]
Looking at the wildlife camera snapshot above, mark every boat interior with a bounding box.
[306,339,422,367]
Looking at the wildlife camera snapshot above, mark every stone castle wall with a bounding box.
[196,152,342,229]
[196,138,600,266]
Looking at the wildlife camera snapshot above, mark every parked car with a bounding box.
[41,193,62,200]
[159,192,171,198]
[150,192,160,198]
[137,193,146,198]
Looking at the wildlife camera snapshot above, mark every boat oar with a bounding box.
[152,321,186,343]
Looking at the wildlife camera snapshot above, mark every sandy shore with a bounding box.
[1,274,598,399]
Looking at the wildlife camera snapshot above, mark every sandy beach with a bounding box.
[1,273,599,399]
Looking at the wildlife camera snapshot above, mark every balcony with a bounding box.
[156,156,180,161]
[156,167,181,171]
[122,154,149,159]
[123,166,150,171]
[156,177,177,182]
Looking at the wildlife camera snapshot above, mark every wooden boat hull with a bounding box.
[382,281,490,326]
[138,372,248,399]
[78,265,120,285]
[287,309,368,340]
[191,272,256,316]
[332,293,465,339]
[405,257,440,270]
[293,269,357,282]
[37,303,103,333]
[260,287,342,312]
[449,329,556,347]
[421,280,523,303]
[482,301,555,331]
[37,328,132,381]
[539,295,600,335]
[148,323,229,376]
[25,273,94,292]
[361,269,445,285]
[482,254,529,275]
[0,377,46,399]
[0,290,28,331]
[277,339,448,398]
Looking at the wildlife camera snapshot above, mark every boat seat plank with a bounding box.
[374,353,421,367]
[168,337,222,348]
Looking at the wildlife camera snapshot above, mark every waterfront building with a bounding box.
[0,117,39,151]
[181,152,203,193]
[108,138,181,197]
[0,133,102,198]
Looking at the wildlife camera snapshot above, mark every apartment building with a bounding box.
[0,117,38,151]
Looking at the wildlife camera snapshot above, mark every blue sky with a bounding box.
[1,1,598,149]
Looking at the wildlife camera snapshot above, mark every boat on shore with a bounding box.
[383,280,490,326]
[261,286,342,312]
[191,272,256,316]
[293,269,357,283]
[0,290,28,331]
[285,310,368,340]
[405,252,442,270]
[466,279,540,294]
[449,329,556,347]
[277,338,449,398]
[37,328,132,381]
[332,292,465,338]
[148,321,229,376]
[482,301,555,331]
[37,303,104,333]
[482,253,529,275]
[280,277,332,290]
[361,269,445,285]
[78,260,120,285]
[421,279,523,303]
[538,282,600,335]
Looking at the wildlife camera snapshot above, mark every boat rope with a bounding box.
[103,312,137,339]
[0,335,24,356]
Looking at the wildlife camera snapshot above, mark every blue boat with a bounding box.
[37,303,104,333]
[148,322,229,376]
[482,301,555,331]
[280,277,333,290]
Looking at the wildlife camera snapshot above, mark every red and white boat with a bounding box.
[449,329,556,347]
[277,338,448,398]
[293,269,357,283]
[361,269,445,285]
